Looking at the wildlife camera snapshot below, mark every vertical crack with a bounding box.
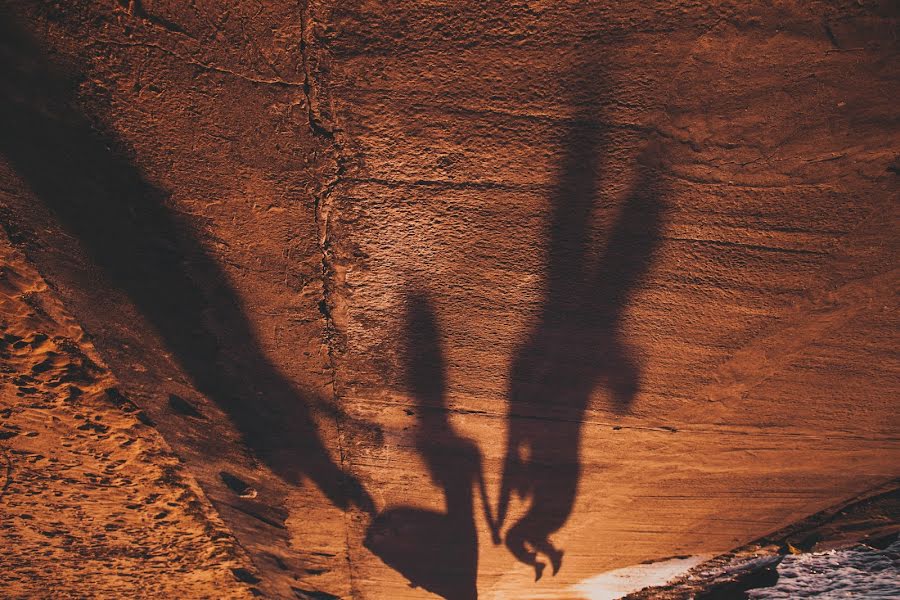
[299,2,359,596]
[298,0,343,441]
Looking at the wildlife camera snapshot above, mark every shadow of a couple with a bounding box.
[0,11,663,596]
[364,114,664,599]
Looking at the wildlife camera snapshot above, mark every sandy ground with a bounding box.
[0,234,255,599]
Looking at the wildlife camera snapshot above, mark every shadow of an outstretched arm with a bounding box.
[0,14,372,513]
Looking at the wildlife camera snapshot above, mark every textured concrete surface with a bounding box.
[0,1,897,598]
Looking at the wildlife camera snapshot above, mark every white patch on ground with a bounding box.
[571,555,712,599]
[749,539,900,599]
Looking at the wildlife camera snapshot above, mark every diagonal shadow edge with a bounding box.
[0,13,373,514]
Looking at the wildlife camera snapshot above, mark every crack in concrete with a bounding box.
[114,0,199,40]
[299,3,359,596]
[299,1,343,419]
[95,39,305,87]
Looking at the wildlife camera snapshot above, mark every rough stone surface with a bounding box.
[0,232,254,598]
[0,1,897,598]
